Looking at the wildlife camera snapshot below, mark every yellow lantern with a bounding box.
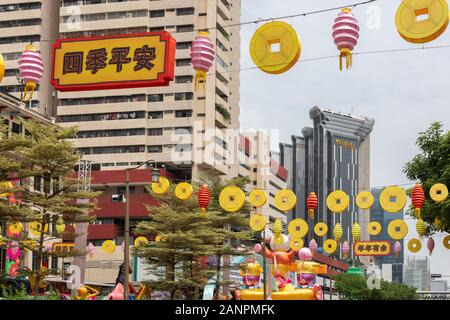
[352,222,361,241]
[333,223,343,243]
[55,217,66,235]
[0,53,4,83]
[273,219,284,245]
[416,219,426,238]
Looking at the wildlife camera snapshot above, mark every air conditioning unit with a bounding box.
[112,194,126,203]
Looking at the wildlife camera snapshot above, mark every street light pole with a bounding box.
[123,160,160,300]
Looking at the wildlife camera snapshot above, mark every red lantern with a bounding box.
[412,184,425,219]
[198,184,211,217]
[306,192,318,220]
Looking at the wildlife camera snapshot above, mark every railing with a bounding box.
[416,291,450,300]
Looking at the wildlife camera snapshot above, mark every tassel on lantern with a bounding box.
[332,8,360,71]
[18,44,44,102]
[412,184,425,219]
[190,32,215,92]
[197,184,211,217]
[306,192,318,220]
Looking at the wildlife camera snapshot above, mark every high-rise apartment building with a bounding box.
[280,106,375,260]
[404,255,431,291]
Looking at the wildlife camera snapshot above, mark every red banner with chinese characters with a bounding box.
[353,241,392,256]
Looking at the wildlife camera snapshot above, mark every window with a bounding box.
[78,145,145,155]
[176,25,194,33]
[148,145,163,153]
[11,122,21,134]
[58,111,145,123]
[117,186,135,194]
[150,10,165,18]
[174,144,192,152]
[176,42,192,50]
[148,128,163,136]
[176,59,191,67]
[33,177,42,192]
[148,111,163,119]
[177,7,195,16]
[148,94,163,102]
[175,92,193,101]
[175,110,192,118]
[175,76,193,84]
[150,26,164,32]
[174,127,192,135]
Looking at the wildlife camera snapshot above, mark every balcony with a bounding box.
[87,224,121,240]
[94,192,159,219]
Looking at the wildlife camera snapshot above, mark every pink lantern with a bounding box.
[298,247,313,261]
[341,241,350,258]
[427,237,435,255]
[309,239,318,252]
[7,242,21,261]
[253,243,262,254]
[394,241,401,257]
[190,32,214,91]
[18,44,44,101]
[332,8,360,71]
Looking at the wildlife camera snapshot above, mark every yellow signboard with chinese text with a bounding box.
[51,32,176,91]
[354,241,392,256]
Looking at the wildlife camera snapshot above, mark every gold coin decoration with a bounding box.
[8,222,23,235]
[288,219,308,239]
[323,239,337,254]
[443,235,450,249]
[289,238,304,251]
[430,183,448,202]
[314,222,328,237]
[368,221,382,236]
[379,186,407,213]
[219,186,246,213]
[395,0,449,44]
[151,177,170,195]
[326,190,349,213]
[249,21,301,74]
[0,181,13,197]
[355,191,374,209]
[248,189,267,208]
[29,221,49,237]
[155,235,165,242]
[274,189,297,212]
[101,240,116,254]
[273,234,285,245]
[174,182,193,200]
[55,217,66,234]
[388,219,409,240]
[408,238,422,253]
[134,236,148,247]
[250,214,267,231]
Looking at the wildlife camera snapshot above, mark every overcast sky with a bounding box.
[239,0,449,282]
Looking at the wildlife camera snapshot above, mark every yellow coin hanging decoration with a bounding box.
[29,221,48,237]
[379,186,407,213]
[326,190,349,213]
[314,222,328,237]
[55,217,66,235]
[430,183,448,202]
[289,238,304,251]
[248,189,267,208]
[355,191,374,209]
[174,182,193,201]
[250,214,267,231]
[323,239,337,255]
[387,219,409,240]
[219,186,246,213]
[368,221,382,236]
[8,222,23,236]
[408,238,422,253]
[395,0,449,44]
[273,234,285,245]
[101,240,116,254]
[443,235,450,249]
[249,21,301,75]
[134,236,148,247]
[0,181,13,197]
[151,177,170,195]
[288,219,308,239]
[274,189,297,212]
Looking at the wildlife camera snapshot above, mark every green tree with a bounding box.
[403,122,450,234]
[0,120,99,293]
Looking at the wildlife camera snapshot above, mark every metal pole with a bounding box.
[330,274,333,300]
[262,228,267,300]
[124,168,130,300]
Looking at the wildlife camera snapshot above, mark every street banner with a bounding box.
[353,241,392,256]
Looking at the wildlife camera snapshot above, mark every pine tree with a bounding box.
[0,120,100,293]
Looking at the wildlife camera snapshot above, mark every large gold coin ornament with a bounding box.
[55,217,66,234]
[29,221,49,237]
[356,191,374,209]
[323,239,337,254]
[430,183,448,202]
[101,240,116,254]
[443,235,450,249]
[250,21,301,74]
[314,222,328,237]
[274,189,297,212]
[408,238,422,253]
[8,222,23,235]
[0,181,13,197]
[250,214,267,231]
[151,177,170,195]
[388,219,409,240]
[134,236,148,247]
[379,186,407,213]
[174,182,193,200]
[219,186,246,213]
[288,219,308,238]
[249,189,267,208]
[273,234,285,245]
[368,221,382,236]
[290,238,304,251]
[326,190,349,213]
[395,0,449,44]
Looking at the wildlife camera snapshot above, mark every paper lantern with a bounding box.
[0,53,4,83]
[306,192,318,220]
[341,241,350,259]
[352,222,361,241]
[394,241,402,257]
[309,239,318,252]
[190,31,214,91]
[333,223,343,243]
[253,243,262,254]
[416,219,426,238]
[197,184,211,216]
[298,248,313,261]
[273,219,284,245]
[427,237,435,255]
[18,44,44,101]
[332,8,360,71]
[411,184,425,219]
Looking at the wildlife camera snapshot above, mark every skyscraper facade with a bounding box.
[404,255,431,291]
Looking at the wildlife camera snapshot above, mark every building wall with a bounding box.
[404,255,431,291]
